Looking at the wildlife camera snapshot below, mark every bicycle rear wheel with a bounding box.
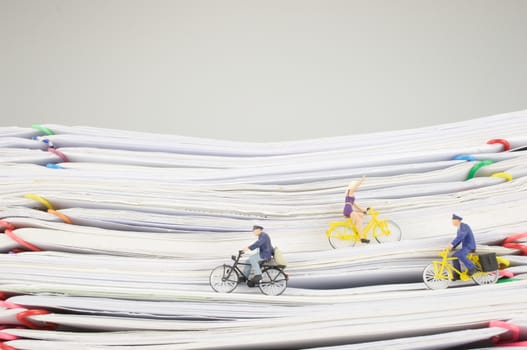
[423,263,451,290]
[472,265,499,286]
[209,264,239,293]
[258,267,288,296]
[327,223,360,249]
[374,220,402,244]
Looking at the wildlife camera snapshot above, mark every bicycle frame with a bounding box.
[210,251,288,296]
[326,208,386,241]
[431,250,476,281]
[222,251,251,282]
[369,213,391,240]
[222,252,287,283]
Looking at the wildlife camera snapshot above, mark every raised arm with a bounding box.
[347,176,366,195]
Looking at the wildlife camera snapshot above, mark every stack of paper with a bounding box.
[1,110,526,349]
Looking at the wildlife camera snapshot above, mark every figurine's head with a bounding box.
[252,225,263,236]
[451,214,462,227]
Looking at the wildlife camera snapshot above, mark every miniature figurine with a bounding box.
[343,176,369,243]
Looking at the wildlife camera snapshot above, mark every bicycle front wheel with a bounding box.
[258,267,288,296]
[374,220,402,244]
[423,263,451,290]
[327,222,360,249]
[209,264,239,293]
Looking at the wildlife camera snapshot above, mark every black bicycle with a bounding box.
[209,250,288,296]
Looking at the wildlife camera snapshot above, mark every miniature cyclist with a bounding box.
[343,176,369,243]
[446,214,477,278]
[241,225,274,285]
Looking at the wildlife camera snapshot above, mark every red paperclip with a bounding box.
[487,138,511,151]
[0,222,15,232]
[16,309,56,330]
[0,324,21,350]
[0,343,18,350]
[4,228,42,252]
[503,232,527,255]
[498,341,527,346]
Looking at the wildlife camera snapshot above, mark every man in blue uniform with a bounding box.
[446,214,477,278]
[241,225,274,285]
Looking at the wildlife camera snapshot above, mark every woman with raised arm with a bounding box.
[343,176,369,243]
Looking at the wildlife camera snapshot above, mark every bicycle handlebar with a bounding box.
[231,250,245,261]
[365,207,378,215]
[439,249,450,258]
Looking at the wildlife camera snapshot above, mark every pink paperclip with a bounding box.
[490,320,521,344]
[0,327,18,342]
[499,270,515,278]
[0,301,21,310]
[48,148,69,162]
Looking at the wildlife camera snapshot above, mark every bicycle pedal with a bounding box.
[251,275,262,283]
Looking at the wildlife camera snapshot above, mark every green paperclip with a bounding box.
[32,124,54,135]
[466,160,494,180]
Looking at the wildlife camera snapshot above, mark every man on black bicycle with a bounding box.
[241,225,274,285]
[446,214,477,279]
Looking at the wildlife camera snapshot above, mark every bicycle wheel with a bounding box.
[209,264,239,293]
[258,267,288,296]
[423,263,451,290]
[472,265,499,286]
[373,220,402,244]
[327,223,360,249]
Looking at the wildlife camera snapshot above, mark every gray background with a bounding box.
[1,0,526,141]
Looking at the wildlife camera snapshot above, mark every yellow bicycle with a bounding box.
[325,207,401,249]
[423,249,503,289]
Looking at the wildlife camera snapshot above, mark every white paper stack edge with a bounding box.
[0,110,526,349]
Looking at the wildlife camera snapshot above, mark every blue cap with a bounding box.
[452,214,463,221]
[252,225,264,230]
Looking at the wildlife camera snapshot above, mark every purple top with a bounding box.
[343,195,355,217]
